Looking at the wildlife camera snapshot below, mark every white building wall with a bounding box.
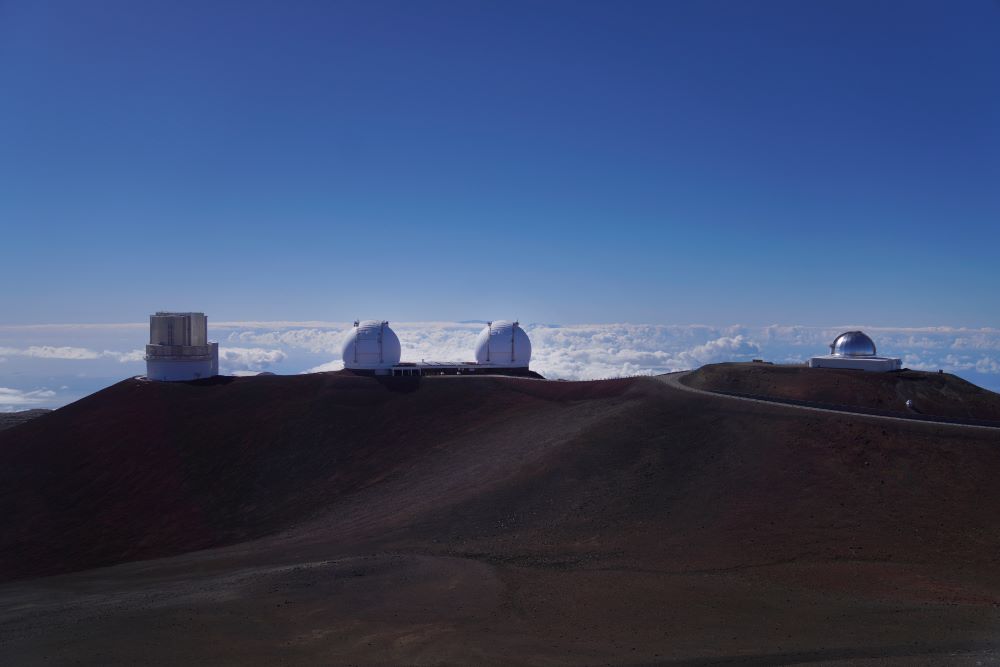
[147,349,218,381]
[149,315,178,345]
[149,312,209,346]
[808,355,902,372]
[188,313,207,346]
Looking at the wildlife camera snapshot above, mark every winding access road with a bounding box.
[658,371,1000,432]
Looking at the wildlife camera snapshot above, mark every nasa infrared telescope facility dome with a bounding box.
[145,312,220,381]
[808,330,901,372]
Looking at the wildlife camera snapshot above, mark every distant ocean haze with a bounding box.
[2,321,999,410]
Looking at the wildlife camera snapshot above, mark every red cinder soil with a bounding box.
[1,372,1000,665]
[686,362,1000,421]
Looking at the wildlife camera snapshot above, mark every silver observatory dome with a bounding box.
[830,331,877,357]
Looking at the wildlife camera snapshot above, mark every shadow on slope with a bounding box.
[0,373,632,581]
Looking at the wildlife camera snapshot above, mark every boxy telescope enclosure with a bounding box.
[145,312,220,381]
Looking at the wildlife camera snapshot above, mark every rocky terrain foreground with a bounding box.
[2,368,1000,665]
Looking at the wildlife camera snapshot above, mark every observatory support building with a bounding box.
[809,330,901,372]
[145,312,220,381]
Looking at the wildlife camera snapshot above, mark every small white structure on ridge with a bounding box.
[145,312,219,381]
[342,320,402,374]
[808,330,901,372]
[474,320,532,368]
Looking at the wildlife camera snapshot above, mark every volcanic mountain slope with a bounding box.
[687,362,1000,421]
[0,372,634,580]
[0,409,49,432]
[1,371,1000,665]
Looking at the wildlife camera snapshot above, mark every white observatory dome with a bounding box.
[342,320,401,370]
[474,320,531,367]
[830,331,877,357]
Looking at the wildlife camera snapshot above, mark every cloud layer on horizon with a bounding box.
[225,322,1000,382]
[0,345,144,363]
[0,387,56,411]
[3,321,1000,410]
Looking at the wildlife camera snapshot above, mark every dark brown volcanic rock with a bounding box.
[687,362,1000,421]
[1,372,1000,664]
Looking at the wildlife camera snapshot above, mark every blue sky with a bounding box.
[1,0,998,327]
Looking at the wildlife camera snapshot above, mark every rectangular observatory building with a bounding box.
[808,331,901,372]
[145,312,219,381]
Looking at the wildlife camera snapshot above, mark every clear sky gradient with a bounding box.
[1,1,997,326]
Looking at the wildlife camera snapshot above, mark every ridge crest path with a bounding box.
[658,371,1000,432]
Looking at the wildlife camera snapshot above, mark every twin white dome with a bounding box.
[474,320,532,367]
[341,320,531,370]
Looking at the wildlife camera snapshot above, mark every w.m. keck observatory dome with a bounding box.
[474,320,532,367]
[808,330,902,372]
[341,320,402,371]
[341,319,534,377]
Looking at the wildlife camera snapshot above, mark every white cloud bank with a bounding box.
[304,360,344,373]
[522,327,761,379]
[0,387,56,411]
[0,346,144,363]
[0,345,102,360]
[218,347,287,372]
